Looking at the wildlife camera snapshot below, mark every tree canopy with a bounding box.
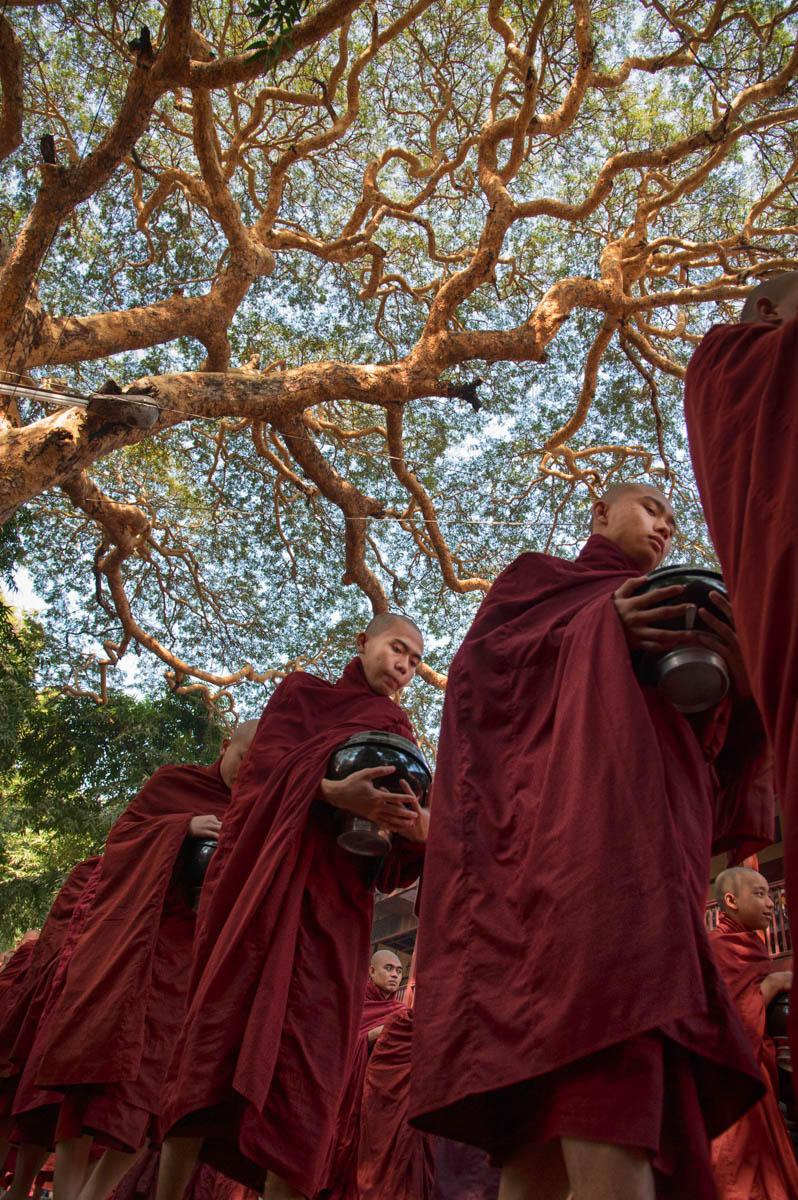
[1,0,797,720]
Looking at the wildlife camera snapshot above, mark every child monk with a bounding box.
[683,273,798,1060]
[21,721,258,1200]
[316,950,407,1200]
[157,614,429,1200]
[410,482,774,1200]
[709,866,798,1199]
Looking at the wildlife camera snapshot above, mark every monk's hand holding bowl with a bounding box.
[188,813,223,839]
[695,590,752,698]
[320,766,423,837]
[613,577,691,652]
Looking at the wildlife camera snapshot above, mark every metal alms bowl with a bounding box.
[326,730,431,856]
[639,565,730,713]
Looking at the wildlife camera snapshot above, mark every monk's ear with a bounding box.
[592,499,609,529]
[756,296,782,325]
[723,890,738,912]
[355,631,368,656]
[220,737,231,753]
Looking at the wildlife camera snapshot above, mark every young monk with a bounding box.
[410,482,774,1200]
[21,721,258,1200]
[157,614,429,1200]
[683,273,798,1059]
[316,949,407,1200]
[709,866,798,1199]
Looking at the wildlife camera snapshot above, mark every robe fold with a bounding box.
[0,858,100,1104]
[26,760,232,1151]
[357,1008,435,1200]
[0,937,37,1117]
[709,913,798,1198]
[317,981,406,1200]
[684,314,798,1057]
[409,534,773,1195]
[161,658,424,1198]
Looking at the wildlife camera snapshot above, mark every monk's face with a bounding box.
[592,487,675,572]
[357,621,423,696]
[727,872,775,931]
[220,724,257,789]
[370,953,403,995]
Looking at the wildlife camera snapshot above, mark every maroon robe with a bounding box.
[709,913,798,1197]
[317,981,406,1200]
[0,937,37,1116]
[409,535,773,1196]
[28,760,231,1151]
[0,858,100,1114]
[357,1008,435,1200]
[684,314,798,1058]
[161,658,425,1198]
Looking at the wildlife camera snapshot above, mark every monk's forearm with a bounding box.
[761,970,792,1006]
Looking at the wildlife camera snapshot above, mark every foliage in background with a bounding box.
[0,657,223,947]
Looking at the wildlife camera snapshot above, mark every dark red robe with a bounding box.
[709,913,798,1197]
[11,858,104,1145]
[161,658,425,1198]
[357,1008,435,1200]
[0,859,100,1098]
[0,937,37,1116]
[409,535,773,1197]
[317,981,406,1200]
[28,760,232,1151]
[684,314,798,1059]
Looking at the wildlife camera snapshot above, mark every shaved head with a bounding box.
[231,718,259,745]
[364,612,423,641]
[714,866,760,910]
[590,481,669,530]
[741,271,798,324]
[219,718,259,788]
[371,949,402,969]
[590,481,675,571]
[714,866,774,930]
[369,948,403,995]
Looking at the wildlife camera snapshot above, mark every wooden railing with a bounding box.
[705,881,792,959]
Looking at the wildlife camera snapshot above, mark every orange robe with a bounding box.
[357,1009,435,1200]
[710,913,798,1198]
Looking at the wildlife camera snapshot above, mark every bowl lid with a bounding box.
[334,730,431,776]
[646,563,726,593]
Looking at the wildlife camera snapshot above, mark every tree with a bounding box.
[0,684,223,946]
[1,0,796,714]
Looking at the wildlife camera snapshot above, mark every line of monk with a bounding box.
[2,278,798,1200]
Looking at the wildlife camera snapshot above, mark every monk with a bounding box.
[357,1002,435,1199]
[317,950,406,1200]
[683,272,798,1059]
[709,866,798,1198]
[24,721,258,1200]
[0,931,39,1167]
[157,613,429,1200]
[409,482,774,1200]
[0,859,102,1200]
